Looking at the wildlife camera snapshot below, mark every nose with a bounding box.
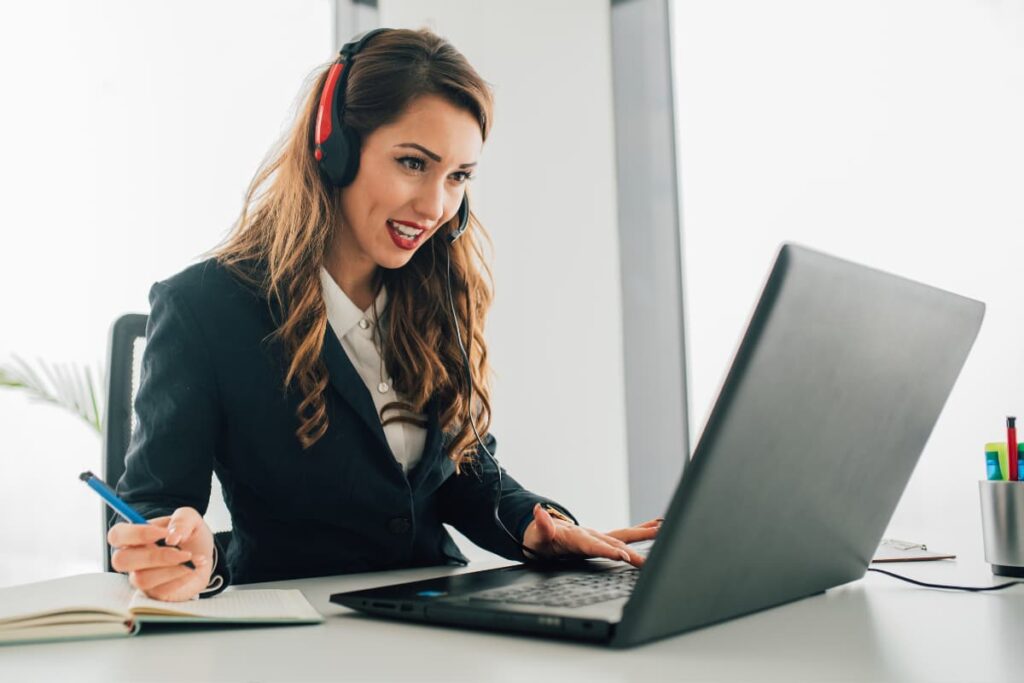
[412,179,446,225]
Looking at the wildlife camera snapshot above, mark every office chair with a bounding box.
[101,313,233,572]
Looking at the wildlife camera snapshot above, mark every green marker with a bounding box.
[985,442,1007,480]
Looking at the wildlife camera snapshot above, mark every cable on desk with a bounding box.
[867,567,1023,592]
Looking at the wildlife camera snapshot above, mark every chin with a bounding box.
[377,252,417,270]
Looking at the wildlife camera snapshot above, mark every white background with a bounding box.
[673,0,1024,554]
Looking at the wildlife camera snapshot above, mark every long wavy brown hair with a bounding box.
[213,28,494,469]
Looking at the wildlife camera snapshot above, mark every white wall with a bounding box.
[673,0,1024,553]
[0,0,333,586]
[378,0,630,547]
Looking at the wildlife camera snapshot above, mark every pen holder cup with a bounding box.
[978,480,1024,577]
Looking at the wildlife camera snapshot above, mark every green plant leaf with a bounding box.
[0,366,26,388]
[0,355,104,434]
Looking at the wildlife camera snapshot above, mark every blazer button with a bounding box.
[388,517,412,534]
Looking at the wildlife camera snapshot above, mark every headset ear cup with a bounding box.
[318,124,360,188]
[336,126,362,187]
[314,29,390,187]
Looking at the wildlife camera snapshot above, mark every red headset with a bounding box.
[313,28,468,243]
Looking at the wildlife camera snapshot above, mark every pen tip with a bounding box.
[79,471,94,481]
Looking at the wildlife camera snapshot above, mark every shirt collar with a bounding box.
[319,266,387,338]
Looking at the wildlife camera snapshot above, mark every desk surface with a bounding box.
[2,556,1021,682]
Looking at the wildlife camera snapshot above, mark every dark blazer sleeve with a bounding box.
[115,280,231,594]
[435,432,577,561]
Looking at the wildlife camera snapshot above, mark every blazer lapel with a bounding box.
[408,397,447,492]
[321,324,392,453]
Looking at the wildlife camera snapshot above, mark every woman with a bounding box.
[110,28,658,602]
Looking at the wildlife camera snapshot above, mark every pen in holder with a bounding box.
[978,480,1024,577]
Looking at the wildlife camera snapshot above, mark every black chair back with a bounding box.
[101,314,147,571]
[101,313,232,571]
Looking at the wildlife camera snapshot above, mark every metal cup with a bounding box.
[978,480,1024,577]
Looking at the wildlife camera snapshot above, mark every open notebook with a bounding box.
[0,573,323,646]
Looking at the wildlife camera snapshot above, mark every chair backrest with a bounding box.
[101,313,233,571]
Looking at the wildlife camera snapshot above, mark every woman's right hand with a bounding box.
[107,506,215,602]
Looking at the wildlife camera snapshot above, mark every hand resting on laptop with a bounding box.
[521,503,660,567]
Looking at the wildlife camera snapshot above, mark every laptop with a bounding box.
[330,243,985,648]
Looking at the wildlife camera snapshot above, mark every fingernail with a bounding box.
[620,551,630,562]
[194,555,208,566]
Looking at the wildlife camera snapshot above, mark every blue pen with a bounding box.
[79,471,196,570]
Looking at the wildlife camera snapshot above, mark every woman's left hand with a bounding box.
[521,503,661,568]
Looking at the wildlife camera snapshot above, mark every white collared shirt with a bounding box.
[318,267,426,473]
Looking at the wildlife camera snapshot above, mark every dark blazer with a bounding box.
[116,259,573,587]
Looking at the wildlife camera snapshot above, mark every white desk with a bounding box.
[2,556,1021,682]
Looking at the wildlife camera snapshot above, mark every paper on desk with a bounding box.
[128,588,324,623]
[872,538,956,563]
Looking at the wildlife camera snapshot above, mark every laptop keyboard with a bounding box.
[469,567,640,609]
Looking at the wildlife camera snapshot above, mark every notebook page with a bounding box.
[0,573,133,626]
[0,621,132,645]
[128,589,323,623]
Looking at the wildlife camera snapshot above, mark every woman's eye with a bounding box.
[398,156,425,172]
[397,156,474,183]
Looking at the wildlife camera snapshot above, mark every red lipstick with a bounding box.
[386,219,426,251]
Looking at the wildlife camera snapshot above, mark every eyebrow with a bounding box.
[394,142,477,169]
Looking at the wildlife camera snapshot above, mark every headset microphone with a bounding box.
[446,196,470,243]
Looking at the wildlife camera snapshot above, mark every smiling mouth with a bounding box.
[386,219,427,250]
[387,219,426,239]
